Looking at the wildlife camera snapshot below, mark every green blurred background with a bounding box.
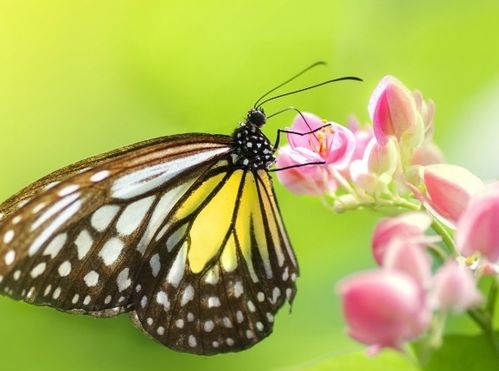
[1,1,498,370]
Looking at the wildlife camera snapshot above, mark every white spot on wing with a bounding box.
[31,193,79,231]
[4,250,15,265]
[208,296,221,308]
[165,223,188,251]
[180,285,194,306]
[84,271,99,287]
[30,263,47,278]
[58,184,80,197]
[91,205,120,232]
[116,267,131,292]
[204,267,219,285]
[58,261,72,277]
[166,242,187,287]
[233,281,243,298]
[156,291,170,310]
[3,230,14,244]
[43,233,67,259]
[90,170,110,182]
[116,196,155,236]
[204,320,214,332]
[149,253,161,277]
[29,194,81,256]
[75,229,93,260]
[136,182,194,254]
[52,287,61,299]
[111,148,229,199]
[99,238,124,266]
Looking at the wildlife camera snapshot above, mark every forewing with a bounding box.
[131,169,299,354]
[0,134,231,316]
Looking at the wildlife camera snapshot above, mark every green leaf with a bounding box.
[303,350,419,371]
[413,333,499,371]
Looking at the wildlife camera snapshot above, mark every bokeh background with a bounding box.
[1,1,498,370]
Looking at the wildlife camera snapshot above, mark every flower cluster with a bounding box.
[276,76,499,356]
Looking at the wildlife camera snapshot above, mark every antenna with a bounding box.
[253,61,327,108]
[256,76,363,108]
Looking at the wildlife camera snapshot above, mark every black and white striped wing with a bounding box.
[0,134,231,316]
[131,168,299,354]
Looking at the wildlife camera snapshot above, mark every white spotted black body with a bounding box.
[230,108,276,171]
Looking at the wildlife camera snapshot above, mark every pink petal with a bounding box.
[456,184,499,262]
[372,212,432,265]
[430,261,482,312]
[338,270,430,350]
[288,112,325,150]
[382,239,433,288]
[276,146,335,195]
[424,164,484,224]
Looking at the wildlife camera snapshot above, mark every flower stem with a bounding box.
[430,218,458,256]
[467,308,499,357]
[486,277,497,318]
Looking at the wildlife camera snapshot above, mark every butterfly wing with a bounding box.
[0,134,231,316]
[131,168,299,354]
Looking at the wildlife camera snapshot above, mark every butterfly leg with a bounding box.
[269,160,326,172]
[268,106,331,150]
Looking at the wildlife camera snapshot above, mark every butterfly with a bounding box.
[0,63,361,355]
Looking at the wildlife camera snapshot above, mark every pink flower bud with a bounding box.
[338,270,431,352]
[456,185,499,262]
[383,239,433,288]
[429,261,482,312]
[365,137,399,176]
[369,76,424,150]
[413,90,435,140]
[349,159,381,194]
[287,113,356,169]
[372,212,432,265]
[423,164,484,225]
[411,142,445,166]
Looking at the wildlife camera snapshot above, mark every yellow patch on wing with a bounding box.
[187,170,244,273]
[235,172,271,280]
[220,232,237,272]
[257,170,285,267]
[174,172,226,220]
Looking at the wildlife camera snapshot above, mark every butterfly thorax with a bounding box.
[231,122,275,171]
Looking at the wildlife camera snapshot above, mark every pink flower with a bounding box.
[429,261,482,312]
[287,113,356,169]
[276,146,336,195]
[371,212,432,265]
[368,76,424,150]
[338,270,431,353]
[276,112,356,195]
[423,164,484,225]
[383,239,433,288]
[456,184,499,262]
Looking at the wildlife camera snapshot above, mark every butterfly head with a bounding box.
[246,108,266,128]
